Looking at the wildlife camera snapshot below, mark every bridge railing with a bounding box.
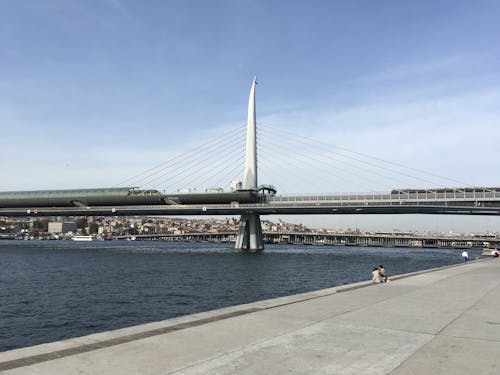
[268,188,500,206]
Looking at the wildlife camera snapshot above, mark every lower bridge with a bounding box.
[110,232,499,249]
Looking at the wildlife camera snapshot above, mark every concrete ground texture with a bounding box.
[1,258,499,374]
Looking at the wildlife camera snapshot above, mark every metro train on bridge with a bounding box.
[0,186,277,208]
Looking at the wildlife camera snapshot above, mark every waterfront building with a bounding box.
[47,221,77,234]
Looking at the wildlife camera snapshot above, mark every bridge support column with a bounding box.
[235,213,264,252]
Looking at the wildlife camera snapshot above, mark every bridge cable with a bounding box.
[137,126,245,190]
[257,132,399,192]
[113,124,246,189]
[262,124,471,188]
[260,125,452,190]
[144,131,246,192]
[258,135,401,192]
[129,125,245,189]
[260,125,437,188]
[257,141,371,193]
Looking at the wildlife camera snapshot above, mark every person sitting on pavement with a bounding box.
[372,267,382,283]
[378,265,388,283]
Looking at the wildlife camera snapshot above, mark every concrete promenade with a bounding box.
[1,259,499,374]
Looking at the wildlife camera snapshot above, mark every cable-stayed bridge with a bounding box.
[2,78,500,251]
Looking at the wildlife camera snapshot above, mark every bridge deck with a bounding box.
[2,186,500,217]
[2,202,500,217]
[1,259,499,374]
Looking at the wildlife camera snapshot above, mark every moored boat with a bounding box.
[482,248,500,257]
[71,235,94,242]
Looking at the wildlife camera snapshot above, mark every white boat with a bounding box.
[71,235,94,242]
[482,248,500,257]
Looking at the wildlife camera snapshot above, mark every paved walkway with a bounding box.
[1,258,499,374]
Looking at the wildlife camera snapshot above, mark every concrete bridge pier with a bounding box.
[235,212,264,252]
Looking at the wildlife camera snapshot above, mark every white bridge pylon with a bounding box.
[235,77,264,252]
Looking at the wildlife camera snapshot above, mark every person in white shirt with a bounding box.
[372,267,382,283]
[462,250,469,264]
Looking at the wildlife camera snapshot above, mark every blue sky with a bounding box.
[1,0,499,231]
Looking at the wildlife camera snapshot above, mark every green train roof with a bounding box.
[0,187,135,200]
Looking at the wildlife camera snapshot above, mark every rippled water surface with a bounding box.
[0,240,482,351]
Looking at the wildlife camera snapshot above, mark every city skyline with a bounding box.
[2,215,497,238]
[1,1,500,232]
